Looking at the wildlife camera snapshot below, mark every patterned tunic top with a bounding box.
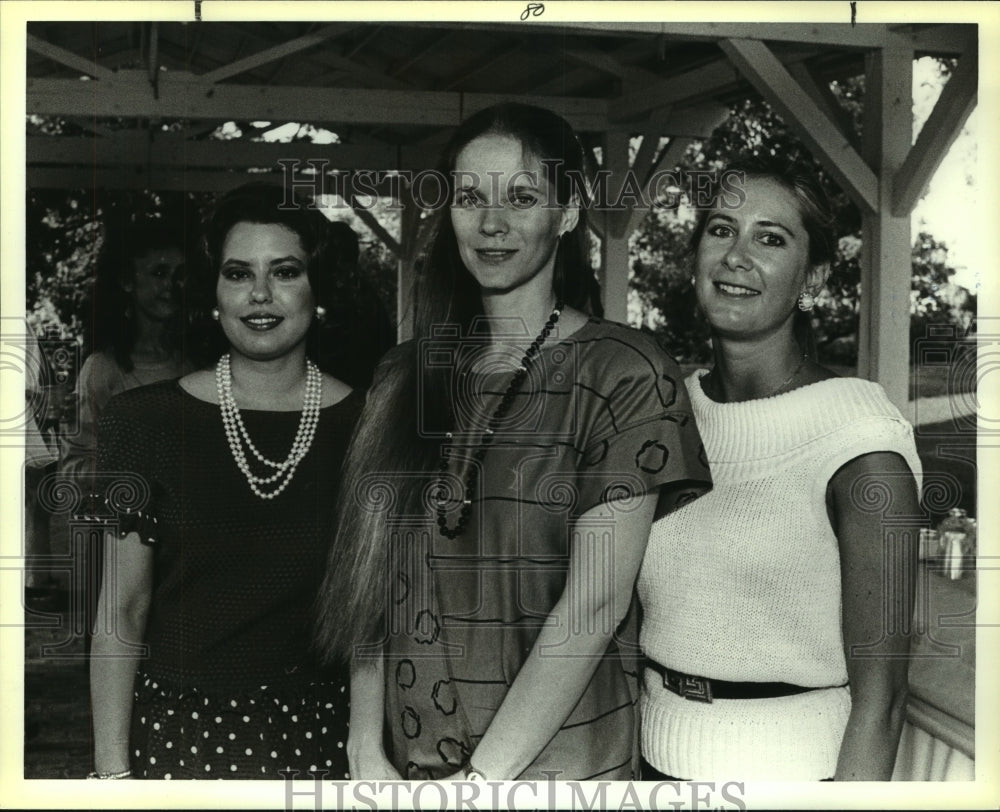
[376,318,711,780]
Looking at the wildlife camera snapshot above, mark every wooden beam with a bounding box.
[26,134,441,172]
[26,166,418,196]
[598,133,630,322]
[25,33,115,81]
[563,46,662,83]
[786,61,860,152]
[605,105,672,238]
[388,31,452,78]
[437,21,907,50]
[892,42,978,216]
[200,23,354,83]
[858,46,914,411]
[719,38,878,214]
[611,58,739,121]
[622,137,695,237]
[26,72,609,131]
[901,24,977,56]
[443,41,526,91]
[349,201,402,258]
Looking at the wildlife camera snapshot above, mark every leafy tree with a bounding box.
[630,72,973,367]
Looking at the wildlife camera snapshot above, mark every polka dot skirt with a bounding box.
[130,672,349,780]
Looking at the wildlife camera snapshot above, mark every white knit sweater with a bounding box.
[637,370,923,780]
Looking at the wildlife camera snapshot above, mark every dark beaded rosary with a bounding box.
[435,301,564,538]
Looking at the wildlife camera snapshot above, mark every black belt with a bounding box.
[645,660,813,703]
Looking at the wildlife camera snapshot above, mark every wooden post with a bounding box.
[599,132,630,324]
[859,46,913,411]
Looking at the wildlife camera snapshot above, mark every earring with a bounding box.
[315,305,327,320]
[211,307,220,321]
[690,275,696,287]
[797,291,816,312]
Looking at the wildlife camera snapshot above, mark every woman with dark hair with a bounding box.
[316,103,711,781]
[637,160,922,780]
[88,183,363,780]
[60,216,192,480]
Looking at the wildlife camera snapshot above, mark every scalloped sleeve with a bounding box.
[93,397,160,544]
[573,334,711,518]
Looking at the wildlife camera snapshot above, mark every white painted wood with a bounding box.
[892,42,978,216]
[858,47,914,412]
[719,38,878,214]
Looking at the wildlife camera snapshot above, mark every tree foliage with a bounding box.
[629,76,975,366]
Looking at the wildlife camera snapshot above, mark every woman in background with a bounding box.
[317,103,710,781]
[637,160,922,781]
[60,215,193,481]
[57,215,193,648]
[89,183,362,780]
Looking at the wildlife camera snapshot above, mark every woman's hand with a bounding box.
[347,738,402,780]
[464,491,660,780]
[829,450,920,780]
[347,653,401,780]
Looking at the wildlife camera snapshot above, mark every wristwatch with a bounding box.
[462,759,488,781]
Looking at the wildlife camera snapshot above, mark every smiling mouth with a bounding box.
[240,314,284,330]
[475,249,518,263]
[714,281,760,297]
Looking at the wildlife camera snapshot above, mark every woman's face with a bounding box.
[451,134,578,300]
[694,175,817,340]
[215,221,315,363]
[126,246,184,322]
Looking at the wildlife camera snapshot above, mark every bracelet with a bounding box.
[86,769,132,779]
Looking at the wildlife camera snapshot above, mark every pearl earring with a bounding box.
[211,307,220,321]
[315,305,327,320]
[797,291,816,312]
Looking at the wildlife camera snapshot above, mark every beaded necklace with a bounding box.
[216,353,322,500]
[435,302,563,539]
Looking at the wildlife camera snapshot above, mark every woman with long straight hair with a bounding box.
[316,103,711,781]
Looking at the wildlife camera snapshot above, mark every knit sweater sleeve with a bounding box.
[811,383,923,503]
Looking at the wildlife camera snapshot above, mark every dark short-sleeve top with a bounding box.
[96,379,364,695]
[381,317,711,780]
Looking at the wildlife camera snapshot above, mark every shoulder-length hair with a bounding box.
[315,103,602,662]
[90,215,189,372]
[191,181,343,369]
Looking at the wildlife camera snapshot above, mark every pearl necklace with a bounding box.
[216,353,322,500]
[435,302,563,539]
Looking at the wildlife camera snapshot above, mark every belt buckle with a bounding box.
[665,671,713,703]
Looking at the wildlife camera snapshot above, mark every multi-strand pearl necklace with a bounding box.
[216,353,322,500]
[435,301,563,538]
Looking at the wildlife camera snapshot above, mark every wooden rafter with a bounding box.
[417,20,912,50]
[25,33,114,80]
[892,41,978,216]
[200,23,355,83]
[443,40,525,91]
[26,72,609,131]
[349,200,403,258]
[622,136,695,237]
[718,38,878,213]
[344,25,384,60]
[563,46,662,84]
[786,61,860,152]
[27,134,439,173]
[610,47,816,121]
